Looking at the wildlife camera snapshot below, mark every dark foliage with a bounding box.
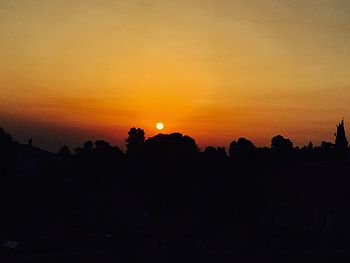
[335,120,348,154]
[1,120,350,258]
[58,145,71,158]
[125,127,145,157]
[0,127,15,176]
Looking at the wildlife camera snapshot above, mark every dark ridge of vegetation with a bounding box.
[1,120,350,259]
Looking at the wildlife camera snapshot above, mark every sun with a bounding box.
[156,122,164,131]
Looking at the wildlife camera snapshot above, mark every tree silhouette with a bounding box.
[204,146,227,166]
[94,140,124,158]
[140,133,199,186]
[58,145,71,158]
[229,137,256,160]
[204,146,217,155]
[145,133,198,162]
[0,127,15,176]
[271,135,293,154]
[320,141,334,153]
[335,120,348,154]
[307,141,313,150]
[83,140,94,152]
[95,140,111,150]
[3,121,350,252]
[180,135,199,155]
[93,140,124,173]
[125,127,145,156]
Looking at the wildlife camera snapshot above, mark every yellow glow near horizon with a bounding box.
[0,1,350,151]
[156,122,164,131]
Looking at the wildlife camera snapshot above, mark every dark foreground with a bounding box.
[2,125,350,261]
[3,249,350,262]
[2,157,350,261]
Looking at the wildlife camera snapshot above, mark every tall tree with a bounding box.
[125,127,145,156]
[0,127,15,176]
[335,119,348,154]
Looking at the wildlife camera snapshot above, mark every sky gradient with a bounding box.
[1,0,350,151]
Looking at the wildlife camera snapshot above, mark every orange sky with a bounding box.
[1,0,350,151]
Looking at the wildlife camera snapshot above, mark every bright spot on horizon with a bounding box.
[156,122,164,131]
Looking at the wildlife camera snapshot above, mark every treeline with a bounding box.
[0,120,349,178]
[58,120,348,178]
[0,121,350,253]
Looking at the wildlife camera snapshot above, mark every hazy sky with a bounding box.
[1,0,350,151]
